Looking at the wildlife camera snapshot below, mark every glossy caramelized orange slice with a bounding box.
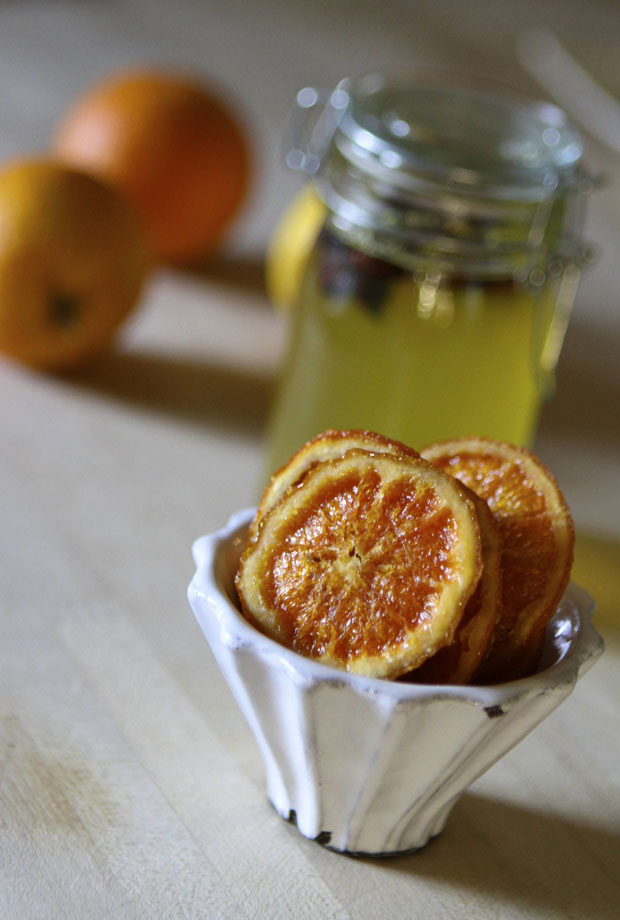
[236,450,482,679]
[249,429,419,542]
[422,437,574,681]
[405,490,502,685]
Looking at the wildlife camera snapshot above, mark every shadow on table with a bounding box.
[380,793,620,919]
[64,277,620,451]
[574,530,620,634]
[176,252,268,300]
[539,318,620,452]
[75,351,275,440]
[62,252,276,438]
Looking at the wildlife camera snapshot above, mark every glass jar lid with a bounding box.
[333,72,583,201]
[286,72,591,276]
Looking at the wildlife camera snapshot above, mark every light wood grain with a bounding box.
[1,1,620,917]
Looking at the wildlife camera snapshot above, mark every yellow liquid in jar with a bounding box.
[265,238,570,474]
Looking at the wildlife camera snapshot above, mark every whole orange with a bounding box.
[52,69,251,264]
[0,159,151,371]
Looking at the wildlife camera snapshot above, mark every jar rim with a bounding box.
[331,71,584,203]
[285,70,591,275]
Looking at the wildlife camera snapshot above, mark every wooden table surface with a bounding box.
[2,1,619,917]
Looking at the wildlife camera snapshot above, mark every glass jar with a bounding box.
[265,72,593,472]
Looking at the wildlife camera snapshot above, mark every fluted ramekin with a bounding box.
[188,508,604,856]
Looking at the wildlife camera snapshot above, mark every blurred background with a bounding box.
[1,0,618,608]
[2,0,618,250]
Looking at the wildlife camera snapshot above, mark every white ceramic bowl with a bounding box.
[188,508,604,856]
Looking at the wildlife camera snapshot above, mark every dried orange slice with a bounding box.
[421,437,574,680]
[236,449,482,679]
[250,429,419,541]
[404,490,502,685]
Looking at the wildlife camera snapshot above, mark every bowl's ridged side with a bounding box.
[381,684,574,852]
[216,664,576,853]
[188,515,604,856]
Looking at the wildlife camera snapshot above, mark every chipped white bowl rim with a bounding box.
[188,507,603,707]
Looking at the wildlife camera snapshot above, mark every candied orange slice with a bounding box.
[404,490,502,685]
[250,429,419,542]
[236,450,482,679]
[421,437,574,681]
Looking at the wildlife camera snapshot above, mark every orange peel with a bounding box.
[250,429,419,542]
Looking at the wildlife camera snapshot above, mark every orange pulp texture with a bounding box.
[407,490,502,684]
[237,450,482,679]
[251,428,420,541]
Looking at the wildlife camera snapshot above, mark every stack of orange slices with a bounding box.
[235,431,574,684]
[421,437,574,681]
